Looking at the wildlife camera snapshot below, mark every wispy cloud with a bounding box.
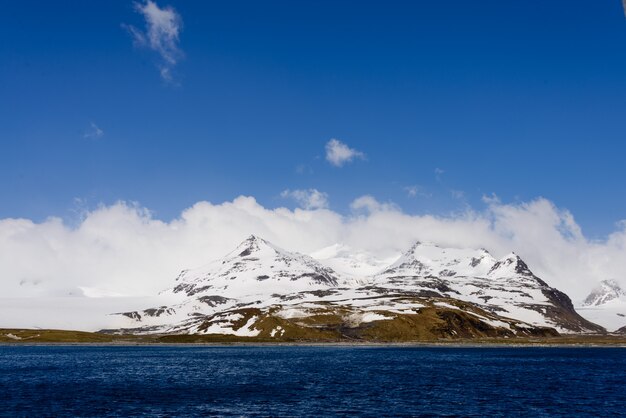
[295,164,313,175]
[450,189,465,200]
[281,189,329,210]
[404,185,431,199]
[325,139,366,167]
[83,122,104,139]
[124,0,183,82]
[435,167,445,182]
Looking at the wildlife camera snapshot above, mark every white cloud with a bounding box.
[404,185,431,198]
[350,195,397,213]
[281,189,329,210]
[125,0,183,82]
[325,139,366,167]
[1,195,626,305]
[83,122,104,139]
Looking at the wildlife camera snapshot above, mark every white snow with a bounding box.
[345,312,391,326]
[581,280,626,306]
[0,296,166,332]
[163,235,342,301]
[202,315,261,337]
[270,326,285,337]
[311,243,399,277]
[276,307,310,319]
[434,302,460,310]
[577,299,626,332]
[575,280,626,332]
[361,312,391,322]
[463,312,512,330]
[380,241,497,278]
[498,305,557,330]
[4,236,595,336]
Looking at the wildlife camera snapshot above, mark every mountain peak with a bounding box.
[232,234,278,257]
[243,234,268,245]
[583,279,626,306]
[119,238,605,336]
[168,234,342,299]
[488,253,534,277]
[407,241,439,252]
[380,241,497,278]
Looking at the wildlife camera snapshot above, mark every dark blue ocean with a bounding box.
[0,346,624,417]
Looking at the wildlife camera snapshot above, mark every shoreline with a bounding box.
[2,328,625,347]
[2,341,626,348]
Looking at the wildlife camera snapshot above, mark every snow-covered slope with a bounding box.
[167,235,345,299]
[110,236,349,333]
[310,243,398,277]
[373,242,601,333]
[109,237,604,337]
[577,280,626,332]
[582,280,626,306]
[380,241,496,278]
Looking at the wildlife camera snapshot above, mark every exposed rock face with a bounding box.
[110,236,605,339]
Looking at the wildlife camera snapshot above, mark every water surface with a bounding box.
[1,346,624,416]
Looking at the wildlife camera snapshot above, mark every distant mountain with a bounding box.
[372,242,601,333]
[106,236,604,340]
[582,280,626,306]
[577,280,626,333]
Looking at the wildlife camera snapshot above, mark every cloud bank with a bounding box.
[1,196,625,301]
[125,0,183,82]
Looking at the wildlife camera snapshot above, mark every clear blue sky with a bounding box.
[1,0,626,238]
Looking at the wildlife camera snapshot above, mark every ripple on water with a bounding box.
[0,346,625,416]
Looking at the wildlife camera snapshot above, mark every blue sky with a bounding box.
[2,0,626,238]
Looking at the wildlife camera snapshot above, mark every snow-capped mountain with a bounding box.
[576,280,626,333]
[372,241,600,333]
[582,280,626,306]
[108,236,604,339]
[378,241,496,278]
[167,235,345,300]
